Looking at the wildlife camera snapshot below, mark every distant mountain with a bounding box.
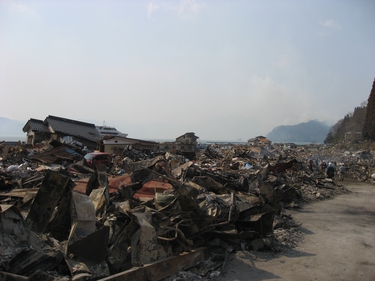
[266,120,330,143]
[0,117,26,137]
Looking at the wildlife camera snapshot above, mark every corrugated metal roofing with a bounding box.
[45,115,101,142]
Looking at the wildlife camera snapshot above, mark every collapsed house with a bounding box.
[0,139,371,280]
[22,116,102,149]
[97,135,158,156]
[247,136,272,147]
[157,132,199,150]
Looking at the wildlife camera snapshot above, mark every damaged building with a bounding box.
[97,135,158,156]
[247,136,272,147]
[157,132,199,159]
[23,116,102,149]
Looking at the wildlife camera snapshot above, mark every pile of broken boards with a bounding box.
[0,143,349,281]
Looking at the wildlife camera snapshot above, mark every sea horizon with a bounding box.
[1,136,321,146]
[0,136,25,142]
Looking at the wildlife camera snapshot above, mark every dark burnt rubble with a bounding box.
[0,141,371,280]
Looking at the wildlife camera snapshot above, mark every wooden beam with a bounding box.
[98,248,206,281]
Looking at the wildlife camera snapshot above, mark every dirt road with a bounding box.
[220,180,375,281]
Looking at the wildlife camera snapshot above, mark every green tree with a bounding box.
[324,103,367,144]
[363,79,375,140]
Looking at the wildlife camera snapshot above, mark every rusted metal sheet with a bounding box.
[98,248,206,281]
[74,174,168,198]
[133,180,173,201]
[72,178,90,194]
[108,174,132,190]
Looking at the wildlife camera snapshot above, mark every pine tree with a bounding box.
[363,79,375,140]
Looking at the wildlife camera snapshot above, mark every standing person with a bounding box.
[326,162,335,179]
[308,159,313,172]
[320,161,327,172]
[338,163,346,181]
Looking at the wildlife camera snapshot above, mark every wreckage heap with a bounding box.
[0,140,367,280]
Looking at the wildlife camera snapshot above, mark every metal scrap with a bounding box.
[0,140,366,280]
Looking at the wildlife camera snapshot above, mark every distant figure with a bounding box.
[308,160,313,172]
[338,164,346,181]
[326,162,335,179]
[320,161,327,172]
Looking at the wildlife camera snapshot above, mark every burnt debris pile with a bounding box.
[1,140,372,280]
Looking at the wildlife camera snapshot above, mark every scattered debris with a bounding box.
[1,140,372,280]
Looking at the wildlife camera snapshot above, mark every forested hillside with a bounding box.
[324,104,367,143]
[363,79,375,141]
[325,78,375,144]
[267,120,330,143]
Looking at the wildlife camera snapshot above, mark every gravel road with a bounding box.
[220,180,375,281]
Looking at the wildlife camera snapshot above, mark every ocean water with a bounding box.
[293,142,323,145]
[0,136,25,142]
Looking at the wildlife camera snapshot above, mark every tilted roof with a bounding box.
[176,132,199,139]
[23,118,50,133]
[45,115,101,142]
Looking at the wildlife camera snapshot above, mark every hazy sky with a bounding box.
[1,0,374,141]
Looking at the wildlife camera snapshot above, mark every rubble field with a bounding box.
[0,140,374,280]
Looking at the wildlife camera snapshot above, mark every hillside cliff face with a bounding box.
[267,120,330,143]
